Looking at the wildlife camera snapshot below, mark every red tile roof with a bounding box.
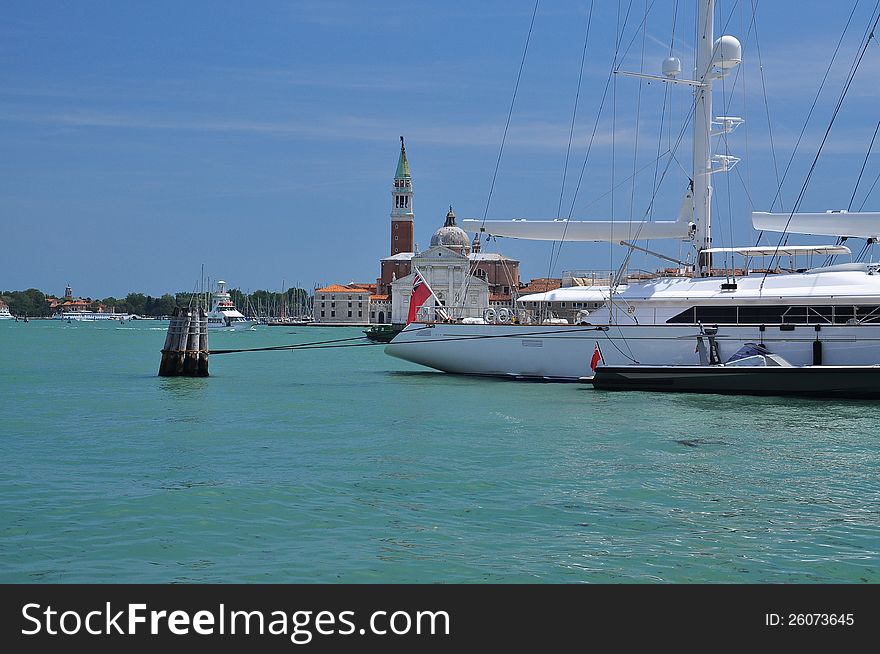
[315,284,370,294]
[518,278,562,294]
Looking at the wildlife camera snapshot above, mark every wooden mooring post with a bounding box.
[159,307,209,376]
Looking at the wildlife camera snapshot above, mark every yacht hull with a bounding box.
[208,320,256,331]
[385,322,880,381]
[591,365,880,398]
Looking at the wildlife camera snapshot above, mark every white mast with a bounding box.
[694,0,714,276]
[463,0,742,275]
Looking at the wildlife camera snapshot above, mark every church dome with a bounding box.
[430,207,471,255]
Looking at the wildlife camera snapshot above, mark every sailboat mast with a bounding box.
[694,0,714,276]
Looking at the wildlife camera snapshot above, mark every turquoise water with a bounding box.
[1,320,877,583]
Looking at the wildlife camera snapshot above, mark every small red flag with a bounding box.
[406,272,432,324]
[590,342,603,372]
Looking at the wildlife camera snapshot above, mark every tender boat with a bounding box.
[590,363,880,399]
[363,324,402,343]
[589,339,880,398]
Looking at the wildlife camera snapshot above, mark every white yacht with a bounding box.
[387,1,880,380]
[207,280,256,331]
[0,302,13,320]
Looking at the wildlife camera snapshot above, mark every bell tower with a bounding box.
[390,136,414,256]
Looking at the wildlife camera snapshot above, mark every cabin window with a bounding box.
[666,304,880,325]
[856,306,880,322]
[696,306,739,323]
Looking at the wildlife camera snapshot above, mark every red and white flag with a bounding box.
[590,341,604,372]
[406,271,433,324]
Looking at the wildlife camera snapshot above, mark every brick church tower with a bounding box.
[379,137,415,293]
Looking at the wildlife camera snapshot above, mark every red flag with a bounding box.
[406,272,432,324]
[590,342,604,372]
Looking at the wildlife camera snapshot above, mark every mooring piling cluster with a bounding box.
[159,307,209,376]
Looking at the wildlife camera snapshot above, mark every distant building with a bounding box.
[314,284,371,324]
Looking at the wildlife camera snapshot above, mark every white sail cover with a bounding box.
[461,218,695,242]
[752,211,880,240]
[703,245,851,256]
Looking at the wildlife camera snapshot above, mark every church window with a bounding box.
[358,311,362,317]
[348,311,352,317]
[394,235,398,240]
[348,302,352,307]
[394,223,398,230]
[331,310,335,317]
[321,311,325,317]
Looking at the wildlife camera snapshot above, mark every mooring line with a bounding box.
[209,325,609,355]
[210,334,370,355]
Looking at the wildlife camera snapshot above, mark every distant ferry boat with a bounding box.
[52,310,133,321]
[207,281,256,331]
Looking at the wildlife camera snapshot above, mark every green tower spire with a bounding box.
[395,136,411,179]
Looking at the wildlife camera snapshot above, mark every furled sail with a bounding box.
[463,186,696,242]
[461,218,694,242]
[752,211,880,240]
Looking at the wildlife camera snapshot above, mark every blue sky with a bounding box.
[3,1,880,297]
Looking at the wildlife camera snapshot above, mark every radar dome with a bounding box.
[711,35,742,70]
[662,56,681,79]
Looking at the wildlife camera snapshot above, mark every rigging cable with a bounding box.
[461,0,539,311]
[548,0,594,282]
[766,0,862,214]
[477,0,540,232]
[848,119,880,210]
[824,118,880,266]
[761,3,880,287]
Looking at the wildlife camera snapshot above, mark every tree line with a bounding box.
[1,287,313,317]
